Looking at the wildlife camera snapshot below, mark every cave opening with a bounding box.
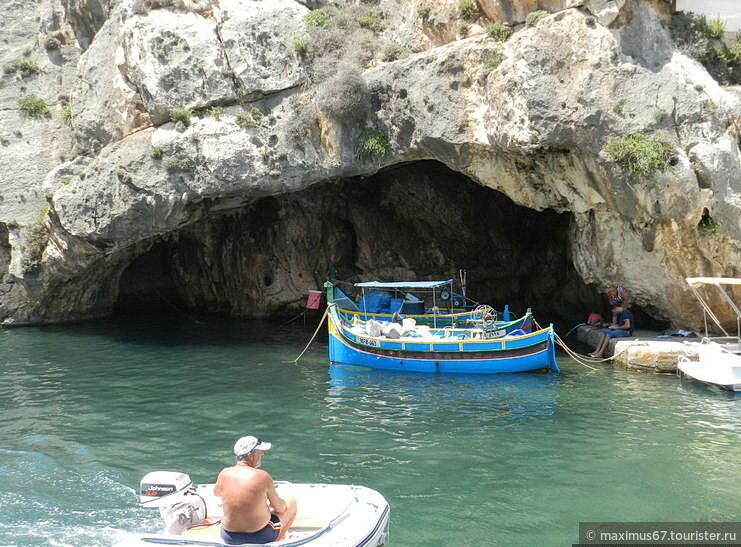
[115,239,187,316]
[114,160,658,330]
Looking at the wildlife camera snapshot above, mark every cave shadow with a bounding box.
[112,160,666,335]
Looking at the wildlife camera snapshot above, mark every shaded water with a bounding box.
[0,314,739,546]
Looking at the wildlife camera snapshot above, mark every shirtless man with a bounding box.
[214,436,297,545]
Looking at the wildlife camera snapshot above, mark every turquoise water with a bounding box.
[0,314,739,547]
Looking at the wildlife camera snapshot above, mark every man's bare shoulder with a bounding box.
[218,465,271,482]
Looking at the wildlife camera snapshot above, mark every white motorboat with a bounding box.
[678,277,741,392]
[678,341,741,392]
[114,471,390,546]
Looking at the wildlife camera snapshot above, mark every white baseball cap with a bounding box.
[234,435,272,456]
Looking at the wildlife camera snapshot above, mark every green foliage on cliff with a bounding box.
[304,9,333,29]
[382,43,410,62]
[706,15,726,40]
[484,44,504,71]
[236,106,262,129]
[61,103,73,127]
[354,127,390,163]
[458,0,479,21]
[486,22,511,42]
[605,133,675,180]
[17,95,50,120]
[292,37,307,57]
[163,156,196,172]
[169,107,191,127]
[357,9,385,32]
[526,10,550,27]
[697,212,719,235]
[4,57,39,77]
[22,207,50,274]
[670,11,741,85]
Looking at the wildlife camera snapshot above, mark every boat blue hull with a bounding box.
[328,317,558,374]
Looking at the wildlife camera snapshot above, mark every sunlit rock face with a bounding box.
[0,0,739,331]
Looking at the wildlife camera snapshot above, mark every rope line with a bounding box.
[533,317,606,370]
[292,306,329,363]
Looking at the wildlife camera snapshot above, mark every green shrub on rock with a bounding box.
[292,37,308,57]
[604,133,675,180]
[357,8,384,32]
[458,0,479,21]
[484,44,504,71]
[18,95,50,120]
[382,43,410,62]
[526,10,550,27]
[61,103,73,127]
[163,156,196,172]
[169,107,191,127]
[4,58,40,77]
[304,8,333,29]
[354,127,390,163]
[21,207,50,274]
[486,21,511,42]
[670,11,741,85]
[706,15,726,40]
[236,106,262,129]
[697,212,719,235]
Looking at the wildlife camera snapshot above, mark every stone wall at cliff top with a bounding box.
[1,0,740,328]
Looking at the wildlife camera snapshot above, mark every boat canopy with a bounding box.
[686,277,741,287]
[685,277,741,345]
[354,280,454,290]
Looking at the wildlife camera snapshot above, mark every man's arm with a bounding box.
[213,470,223,497]
[264,473,287,514]
[614,313,631,330]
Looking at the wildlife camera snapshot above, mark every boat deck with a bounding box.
[572,325,736,372]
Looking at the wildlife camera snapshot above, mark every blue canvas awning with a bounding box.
[354,280,453,290]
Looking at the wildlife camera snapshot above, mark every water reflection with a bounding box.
[327,364,559,422]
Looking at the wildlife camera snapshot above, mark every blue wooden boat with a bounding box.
[329,280,532,333]
[326,282,558,374]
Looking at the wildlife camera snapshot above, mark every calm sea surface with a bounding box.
[0,314,739,547]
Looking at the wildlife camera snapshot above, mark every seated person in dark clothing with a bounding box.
[589,305,634,358]
[607,285,629,324]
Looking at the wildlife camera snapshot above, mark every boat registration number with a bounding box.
[357,336,380,347]
[485,329,506,339]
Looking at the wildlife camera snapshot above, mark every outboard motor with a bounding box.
[140,471,206,535]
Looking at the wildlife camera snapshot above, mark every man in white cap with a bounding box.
[214,435,297,545]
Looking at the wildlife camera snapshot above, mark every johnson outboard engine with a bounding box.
[139,471,206,535]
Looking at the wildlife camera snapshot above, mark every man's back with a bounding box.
[215,465,272,533]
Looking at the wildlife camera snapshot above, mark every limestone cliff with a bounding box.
[1,0,739,329]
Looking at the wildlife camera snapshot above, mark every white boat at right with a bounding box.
[678,277,741,392]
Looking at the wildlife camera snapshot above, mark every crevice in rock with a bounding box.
[213,16,248,102]
[61,0,111,51]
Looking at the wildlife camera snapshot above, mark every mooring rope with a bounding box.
[533,317,608,370]
[292,306,329,363]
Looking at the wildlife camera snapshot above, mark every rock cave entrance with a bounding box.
[115,160,638,329]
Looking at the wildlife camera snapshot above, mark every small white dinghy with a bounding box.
[678,278,741,392]
[678,341,741,392]
[114,471,390,547]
